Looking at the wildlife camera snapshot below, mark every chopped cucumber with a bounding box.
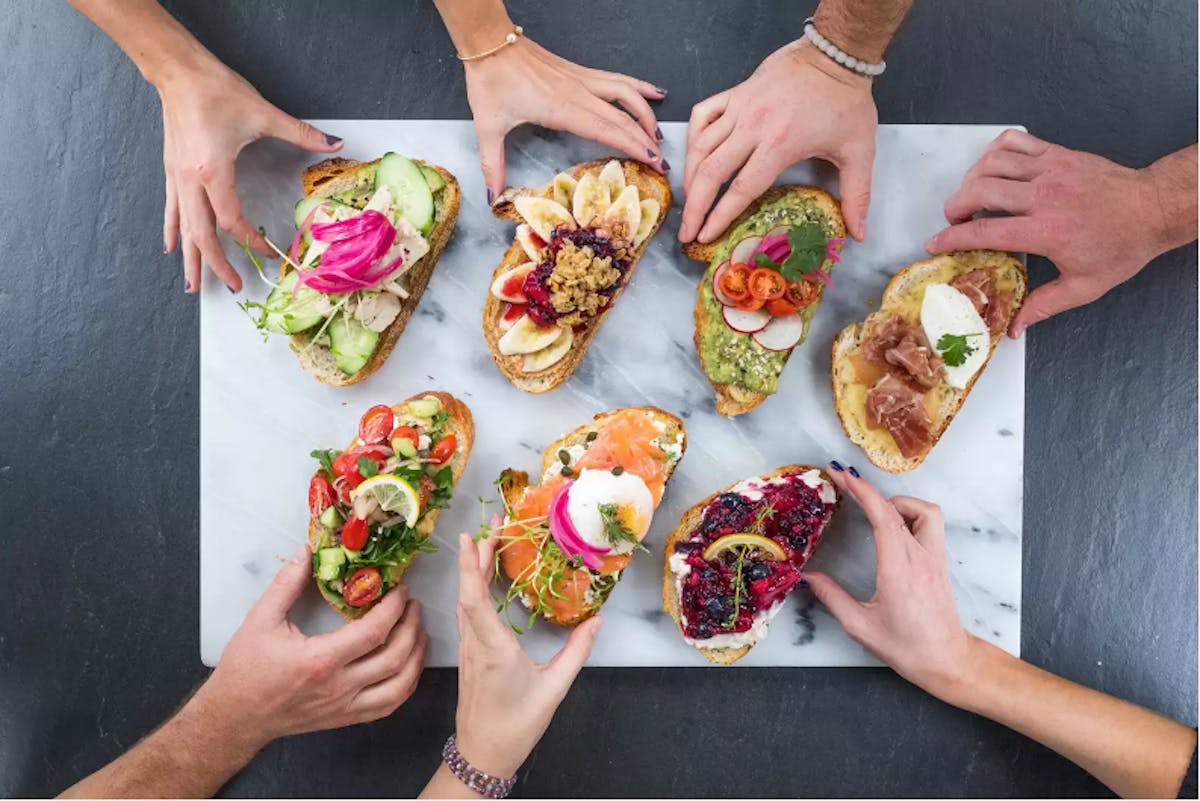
[393,437,418,459]
[407,397,441,418]
[342,546,362,561]
[316,562,342,581]
[318,507,343,529]
[376,153,435,234]
[263,271,326,334]
[327,313,379,375]
[318,547,346,567]
[293,197,325,229]
[419,164,446,192]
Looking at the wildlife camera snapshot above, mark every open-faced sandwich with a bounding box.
[663,466,839,664]
[307,392,473,618]
[684,187,846,416]
[832,250,1027,472]
[483,159,671,393]
[489,407,686,628]
[242,152,460,385]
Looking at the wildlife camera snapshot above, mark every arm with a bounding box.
[432,0,665,203]
[67,0,342,293]
[806,465,1196,799]
[929,132,1198,336]
[680,0,913,244]
[62,548,427,798]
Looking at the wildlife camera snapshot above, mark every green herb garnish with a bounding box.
[751,225,828,283]
[311,449,339,479]
[357,456,379,479]
[597,502,648,554]
[936,332,984,368]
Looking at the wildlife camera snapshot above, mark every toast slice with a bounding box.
[683,186,846,416]
[284,156,461,386]
[483,159,672,393]
[309,391,473,620]
[494,407,686,627]
[662,465,839,665]
[831,250,1027,473]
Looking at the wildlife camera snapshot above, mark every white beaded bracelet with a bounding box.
[802,17,886,77]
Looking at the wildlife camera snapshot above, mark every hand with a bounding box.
[463,37,666,202]
[158,60,343,293]
[803,465,974,702]
[452,530,601,778]
[927,130,1177,337]
[187,546,427,751]
[680,40,877,244]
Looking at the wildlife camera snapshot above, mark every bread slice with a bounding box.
[309,391,474,620]
[662,465,840,665]
[483,160,672,393]
[497,406,686,627]
[682,186,846,416]
[831,250,1027,473]
[284,157,461,386]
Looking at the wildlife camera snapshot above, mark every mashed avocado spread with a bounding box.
[697,196,836,395]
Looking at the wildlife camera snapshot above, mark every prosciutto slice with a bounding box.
[950,269,1010,335]
[865,375,933,459]
[863,317,945,390]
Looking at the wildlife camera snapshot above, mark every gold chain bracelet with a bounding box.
[456,24,524,62]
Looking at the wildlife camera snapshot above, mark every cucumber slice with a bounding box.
[419,164,446,192]
[327,313,380,375]
[376,153,435,234]
[294,197,325,229]
[407,397,441,418]
[316,562,342,581]
[262,271,326,334]
[318,546,346,566]
[318,507,344,530]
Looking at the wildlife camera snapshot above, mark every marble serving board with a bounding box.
[200,121,1024,667]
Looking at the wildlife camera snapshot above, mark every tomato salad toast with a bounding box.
[308,392,473,618]
[488,407,686,628]
[664,466,839,664]
[484,159,671,393]
[684,187,846,416]
[242,153,460,386]
[832,250,1026,472]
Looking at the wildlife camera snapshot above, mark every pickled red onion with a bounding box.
[548,482,608,569]
[291,209,405,295]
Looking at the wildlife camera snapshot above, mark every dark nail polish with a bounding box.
[655,86,668,97]
[655,126,663,141]
[647,147,658,160]
[661,159,671,172]
[227,285,236,294]
[829,460,844,472]
[486,188,494,206]
[799,578,810,589]
[184,279,192,293]
[849,466,861,478]
[324,134,342,146]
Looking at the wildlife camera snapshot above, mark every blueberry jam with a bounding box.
[522,227,631,326]
[675,474,836,642]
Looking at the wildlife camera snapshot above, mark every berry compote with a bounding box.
[523,227,631,327]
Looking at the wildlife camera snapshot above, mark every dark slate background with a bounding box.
[1,0,1196,797]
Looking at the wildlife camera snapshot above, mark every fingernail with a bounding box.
[925,236,936,251]
[661,159,671,172]
[486,188,494,206]
[655,126,663,141]
[647,147,658,160]
[849,466,861,478]
[291,546,308,564]
[459,533,470,548]
[654,86,668,97]
[227,285,236,294]
[829,460,844,472]
[184,279,192,293]
[799,578,810,589]
[324,133,342,146]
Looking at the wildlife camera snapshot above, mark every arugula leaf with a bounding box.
[936,333,984,368]
[748,225,829,283]
[428,409,451,439]
[597,503,648,553]
[357,456,379,479]
[311,448,339,479]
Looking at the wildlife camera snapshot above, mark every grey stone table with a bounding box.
[0,1,1195,797]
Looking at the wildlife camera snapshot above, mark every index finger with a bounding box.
[310,585,409,664]
[825,464,909,563]
[925,215,1044,255]
[889,495,945,556]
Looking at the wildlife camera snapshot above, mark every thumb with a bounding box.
[1009,277,1089,338]
[251,546,312,624]
[837,150,874,242]
[265,109,344,154]
[476,126,507,207]
[543,615,601,694]
[803,571,867,639]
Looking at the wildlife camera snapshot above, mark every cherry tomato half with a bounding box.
[419,474,434,511]
[341,516,369,551]
[718,264,752,302]
[342,566,383,608]
[332,445,389,488]
[748,268,786,301]
[334,476,353,506]
[308,474,336,518]
[358,404,395,444]
[784,279,820,309]
[390,425,420,451]
[733,293,765,312]
[430,434,457,465]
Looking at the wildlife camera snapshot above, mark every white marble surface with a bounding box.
[200,121,1024,667]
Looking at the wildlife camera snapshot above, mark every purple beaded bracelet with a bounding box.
[442,735,517,799]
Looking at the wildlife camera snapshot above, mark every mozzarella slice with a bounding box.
[920,283,989,390]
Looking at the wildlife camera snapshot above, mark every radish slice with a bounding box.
[730,235,763,266]
[722,305,771,334]
[711,260,736,306]
[752,314,805,351]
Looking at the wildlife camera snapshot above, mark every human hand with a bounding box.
[803,465,974,702]
[928,130,1184,337]
[680,40,877,244]
[187,546,427,751]
[463,37,666,202]
[452,529,601,778]
[158,60,343,293]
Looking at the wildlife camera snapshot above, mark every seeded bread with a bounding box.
[682,186,846,416]
[831,250,1026,473]
[483,160,672,393]
[662,464,838,665]
[309,391,474,620]
[284,157,461,386]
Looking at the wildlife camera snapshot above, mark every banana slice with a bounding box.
[552,172,578,209]
[515,224,546,261]
[523,325,574,372]
[514,196,575,242]
[634,198,660,247]
[572,173,611,227]
[490,262,535,302]
[598,160,626,198]
[601,184,642,242]
[498,314,564,356]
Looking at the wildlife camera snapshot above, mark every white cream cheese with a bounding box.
[684,601,785,650]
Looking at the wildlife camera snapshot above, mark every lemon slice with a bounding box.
[703,533,787,562]
[353,475,420,526]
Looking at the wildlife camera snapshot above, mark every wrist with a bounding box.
[454,729,523,779]
[923,634,1003,711]
[1140,155,1199,255]
[793,39,874,90]
[183,681,272,759]
[436,0,514,56]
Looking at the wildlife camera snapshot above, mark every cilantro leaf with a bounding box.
[752,252,780,270]
[936,333,984,368]
[597,503,648,554]
[777,225,828,282]
[357,455,379,479]
[311,449,339,479]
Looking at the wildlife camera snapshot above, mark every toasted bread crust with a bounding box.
[662,465,838,665]
[285,157,462,386]
[831,250,1027,473]
[309,391,474,620]
[683,186,846,416]
[482,160,673,393]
